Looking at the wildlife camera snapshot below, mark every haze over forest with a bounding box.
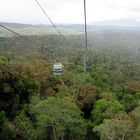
[0,0,140,140]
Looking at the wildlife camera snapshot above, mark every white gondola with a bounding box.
[53,63,63,75]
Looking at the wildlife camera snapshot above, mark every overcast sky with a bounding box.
[0,0,140,24]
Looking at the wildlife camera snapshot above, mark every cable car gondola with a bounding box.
[53,63,63,75]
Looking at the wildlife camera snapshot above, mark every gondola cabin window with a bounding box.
[53,63,63,75]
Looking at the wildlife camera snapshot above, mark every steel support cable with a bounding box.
[0,24,51,55]
[84,0,88,73]
[35,0,69,45]
[0,24,55,61]
[0,24,43,48]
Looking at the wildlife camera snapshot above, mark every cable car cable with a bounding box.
[0,24,55,60]
[84,0,88,74]
[35,0,68,45]
[0,24,46,50]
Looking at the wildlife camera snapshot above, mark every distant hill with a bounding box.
[0,22,79,37]
[56,18,140,31]
[57,24,140,31]
[1,20,140,38]
[0,21,140,60]
[0,22,35,28]
[90,18,140,27]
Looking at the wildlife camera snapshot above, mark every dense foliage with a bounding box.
[0,24,140,140]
